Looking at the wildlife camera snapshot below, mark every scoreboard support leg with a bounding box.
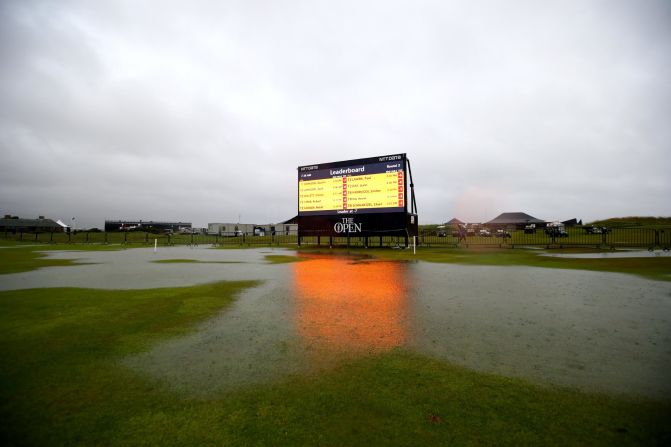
[317,236,320,246]
[364,236,368,248]
[329,236,332,248]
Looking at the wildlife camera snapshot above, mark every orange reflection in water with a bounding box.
[292,255,409,354]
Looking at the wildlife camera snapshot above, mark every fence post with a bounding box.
[104,232,108,244]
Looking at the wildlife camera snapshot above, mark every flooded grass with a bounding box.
[1,246,670,444]
[324,246,671,282]
[1,281,669,446]
[152,259,242,264]
[0,246,86,274]
[0,243,126,275]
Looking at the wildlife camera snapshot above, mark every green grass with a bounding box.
[0,281,257,446]
[1,282,669,446]
[0,247,77,274]
[589,216,671,228]
[264,254,307,264]
[302,247,671,282]
[0,244,124,275]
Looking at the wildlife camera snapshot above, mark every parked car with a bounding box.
[496,229,512,238]
[584,226,609,235]
[436,225,447,237]
[545,226,568,237]
[479,229,492,237]
[524,224,536,234]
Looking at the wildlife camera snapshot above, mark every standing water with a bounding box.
[1,247,669,398]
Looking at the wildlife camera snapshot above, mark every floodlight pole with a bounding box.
[406,159,418,215]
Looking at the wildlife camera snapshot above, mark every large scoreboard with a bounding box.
[299,154,406,215]
[297,154,418,241]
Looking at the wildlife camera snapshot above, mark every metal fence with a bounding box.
[0,230,297,247]
[417,227,671,249]
[2,227,670,249]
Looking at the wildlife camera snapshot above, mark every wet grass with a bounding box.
[0,247,77,274]
[4,241,668,281]
[1,281,670,446]
[0,243,124,275]
[308,247,671,282]
[152,259,241,264]
[264,254,307,264]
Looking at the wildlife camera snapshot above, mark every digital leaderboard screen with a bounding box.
[298,154,406,216]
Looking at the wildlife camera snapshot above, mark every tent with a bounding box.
[486,212,546,229]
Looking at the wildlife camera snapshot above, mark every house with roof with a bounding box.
[485,212,546,230]
[0,216,64,233]
[445,218,464,225]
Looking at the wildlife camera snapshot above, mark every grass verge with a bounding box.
[0,281,669,446]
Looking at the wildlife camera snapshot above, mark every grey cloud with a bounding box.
[1,0,669,228]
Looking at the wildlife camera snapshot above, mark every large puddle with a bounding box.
[1,247,670,398]
[542,250,671,259]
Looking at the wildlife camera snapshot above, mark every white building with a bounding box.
[207,223,255,235]
[207,222,297,236]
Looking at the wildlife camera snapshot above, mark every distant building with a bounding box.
[104,220,191,232]
[0,216,63,233]
[207,223,255,235]
[486,212,546,229]
[445,218,464,225]
[207,222,297,236]
[268,223,298,235]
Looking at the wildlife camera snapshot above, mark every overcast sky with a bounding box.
[1,0,669,228]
